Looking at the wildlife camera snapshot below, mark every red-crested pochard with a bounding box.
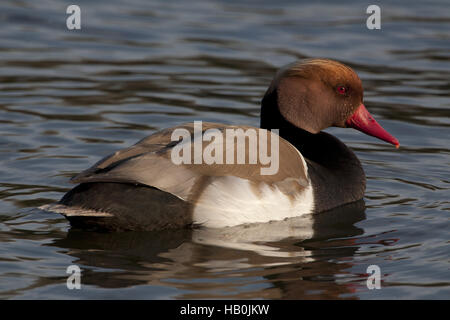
[41,58,399,231]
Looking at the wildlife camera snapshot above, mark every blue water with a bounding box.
[0,0,449,299]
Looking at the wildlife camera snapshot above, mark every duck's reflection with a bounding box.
[50,200,366,298]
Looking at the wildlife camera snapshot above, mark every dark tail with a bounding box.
[41,182,192,231]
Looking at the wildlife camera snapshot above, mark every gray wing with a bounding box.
[71,122,309,202]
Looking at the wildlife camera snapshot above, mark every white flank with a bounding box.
[192,176,314,228]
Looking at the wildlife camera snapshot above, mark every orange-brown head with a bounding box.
[262,58,399,147]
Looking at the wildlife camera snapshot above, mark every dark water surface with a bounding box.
[0,0,449,299]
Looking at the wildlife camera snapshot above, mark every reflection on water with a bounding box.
[41,201,365,299]
[0,0,449,299]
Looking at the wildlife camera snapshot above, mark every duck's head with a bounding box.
[261,58,399,148]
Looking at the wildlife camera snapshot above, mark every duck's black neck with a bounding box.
[260,89,321,156]
[260,90,366,212]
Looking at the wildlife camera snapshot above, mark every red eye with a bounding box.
[337,86,347,95]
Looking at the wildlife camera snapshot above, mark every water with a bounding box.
[0,0,449,299]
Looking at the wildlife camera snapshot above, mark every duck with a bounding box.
[40,58,399,231]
